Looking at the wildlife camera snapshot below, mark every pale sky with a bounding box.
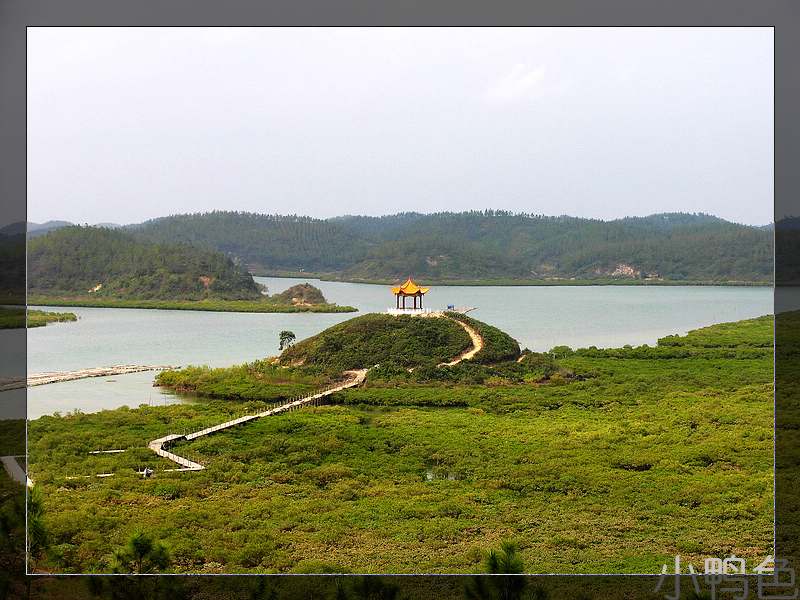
[27,27,774,226]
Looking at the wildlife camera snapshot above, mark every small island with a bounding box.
[26,226,356,314]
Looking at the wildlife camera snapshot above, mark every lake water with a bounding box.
[24,278,772,418]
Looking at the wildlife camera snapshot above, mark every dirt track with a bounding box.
[440,318,483,366]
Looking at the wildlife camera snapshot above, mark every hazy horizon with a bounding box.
[28,27,773,226]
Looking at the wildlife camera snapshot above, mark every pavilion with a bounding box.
[390,277,430,311]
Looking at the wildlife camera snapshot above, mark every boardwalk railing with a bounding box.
[148,369,367,472]
[148,434,204,471]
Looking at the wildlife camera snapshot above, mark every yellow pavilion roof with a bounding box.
[391,277,430,295]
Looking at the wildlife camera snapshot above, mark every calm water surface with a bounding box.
[25,279,772,418]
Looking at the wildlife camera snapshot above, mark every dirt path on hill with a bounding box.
[440,318,484,366]
[145,313,485,475]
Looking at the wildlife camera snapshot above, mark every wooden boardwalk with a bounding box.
[148,369,367,472]
[148,434,204,471]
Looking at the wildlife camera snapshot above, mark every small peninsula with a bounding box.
[0,306,77,329]
[26,226,356,313]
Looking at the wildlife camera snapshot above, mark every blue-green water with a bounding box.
[25,279,772,418]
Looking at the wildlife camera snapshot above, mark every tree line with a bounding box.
[129,210,773,282]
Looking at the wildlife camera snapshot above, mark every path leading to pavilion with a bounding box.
[146,309,482,474]
[440,317,484,366]
[148,369,368,472]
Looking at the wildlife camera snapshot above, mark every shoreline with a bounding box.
[252,272,773,287]
[26,295,358,314]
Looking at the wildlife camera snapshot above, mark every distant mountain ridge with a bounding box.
[128,210,773,283]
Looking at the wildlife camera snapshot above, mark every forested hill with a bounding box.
[28,226,261,300]
[131,212,367,273]
[129,211,773,283]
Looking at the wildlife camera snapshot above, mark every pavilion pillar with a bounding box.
[414,295,417,310]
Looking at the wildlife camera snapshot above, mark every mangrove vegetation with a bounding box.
[27,315,773,574]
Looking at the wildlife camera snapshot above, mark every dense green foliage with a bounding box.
[28,226,261,300]
[131,212,367,273]
[132,210,773,282]
[278,314,474,372]
[361,352,574,393]
[27,316,772,574]
[27,295,356,314]
[157,350,570,406]
[155,361,328,402]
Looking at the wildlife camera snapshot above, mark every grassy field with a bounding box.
[27,316,773,574]
[27,295,356,313]
[0,306,77,329]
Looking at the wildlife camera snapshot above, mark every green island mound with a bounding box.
[274,283,327,306]
[278,312,520,371]
[155,312,522,400]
